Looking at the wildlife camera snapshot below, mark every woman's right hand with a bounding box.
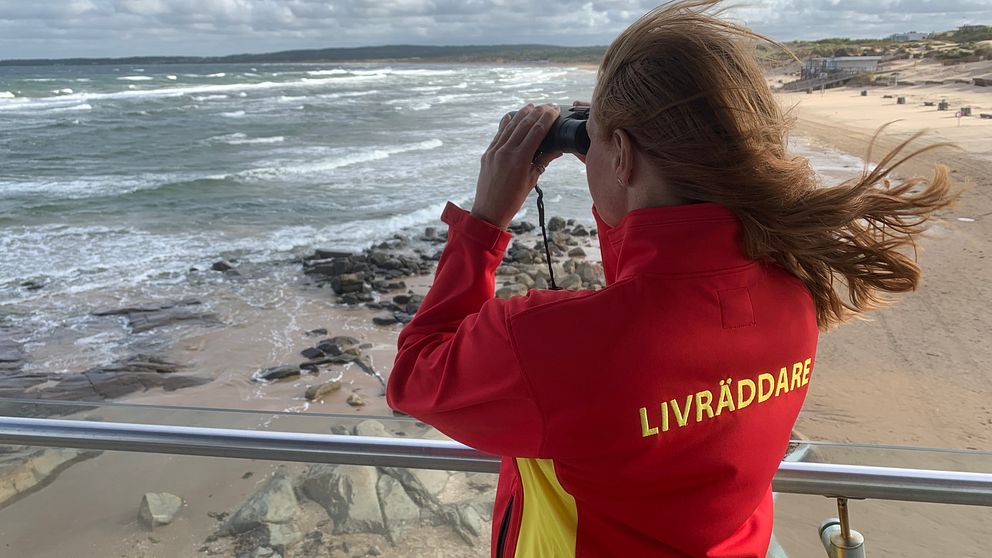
[573,100,590,165]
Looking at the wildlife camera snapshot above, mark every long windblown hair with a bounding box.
[593,0,957,330]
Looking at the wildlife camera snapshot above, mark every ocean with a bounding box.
[0,63,867,375]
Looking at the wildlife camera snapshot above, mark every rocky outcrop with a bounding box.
[302,238,432,306]
[0,446,101,509]
[93,299,221,334]
[300,464,385,535]
[0,354,210,417]
[221,470,303,552]
[209,421,496,556]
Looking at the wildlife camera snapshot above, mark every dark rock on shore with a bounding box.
[93,299,220,334]
[303,236,431,303]
[211,260,236,272]
[304,381,342,401]
[507,220,536,234]
[0,330,26,373]
[300,347,323,360]
[253,365,301,382]
[0,354,210,417]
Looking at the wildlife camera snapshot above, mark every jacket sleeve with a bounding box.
[386,202,545,457]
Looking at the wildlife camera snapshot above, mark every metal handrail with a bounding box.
[2,416,991,507]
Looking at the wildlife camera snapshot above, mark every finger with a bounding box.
[493,104,533,151]
[534,151,562,169]
[487,113,512,149]
[515,105,559,156]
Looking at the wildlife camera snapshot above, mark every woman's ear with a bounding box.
[612,128,634,187]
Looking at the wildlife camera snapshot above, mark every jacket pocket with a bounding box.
[495,495,514,558]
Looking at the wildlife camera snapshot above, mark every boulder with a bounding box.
[568,247,586,258]
[266,523,303,550]
[514,273,535,289]
[300,347,323,360]
[547,216,566,232]
[571,224,589,236]
[330,273,365,295]
[466,472,498,492]
[304,381,342,401]
[376,474,420,542]
[211,260,235,272]
[353,420,389,438]
[508,220,535,234]
[558,273,582,290]
[313,249,354,259]
[300,464,385,535]
[222,470,300,536]
[576,261,604,285]
[372,315,398,326]
[495,284,528,299]
[253,365,300,382]
[346,393,366,407]
[138,492,184,528]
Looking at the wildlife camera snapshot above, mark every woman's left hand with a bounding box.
[471,104,562,229]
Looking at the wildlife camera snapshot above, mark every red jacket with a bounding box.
[388,201,818,557]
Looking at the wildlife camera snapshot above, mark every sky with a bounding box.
[0,1,989,60]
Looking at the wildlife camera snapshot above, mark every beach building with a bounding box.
[801,56,882,80]
[888,31,928,41]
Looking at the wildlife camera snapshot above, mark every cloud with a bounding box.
[0,0,987,59]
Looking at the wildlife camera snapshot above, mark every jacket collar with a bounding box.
[594,202,752,284]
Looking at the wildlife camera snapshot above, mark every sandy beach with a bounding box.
[771,79,992,557]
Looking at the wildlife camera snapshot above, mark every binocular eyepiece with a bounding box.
[508,104,590,156]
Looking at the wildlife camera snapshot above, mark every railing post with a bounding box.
[819,497,867,558]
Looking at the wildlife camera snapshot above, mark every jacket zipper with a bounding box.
[495,496,514,558]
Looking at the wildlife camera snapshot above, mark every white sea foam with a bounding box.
[0,75,394,113]
[307,69,348,76]
[240,139,444,180]
[221,110,246,118]
[206,73,227,78]
[0,173,183,199]
[211,133,285,145]
[316,90,381,100]
[166,75,178,80]
[118,76,153,81]
[191,94,229,101]
[52,88,74,95]
[0,91,14,99]
[50,103,92,112]
[391,69,458,77]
